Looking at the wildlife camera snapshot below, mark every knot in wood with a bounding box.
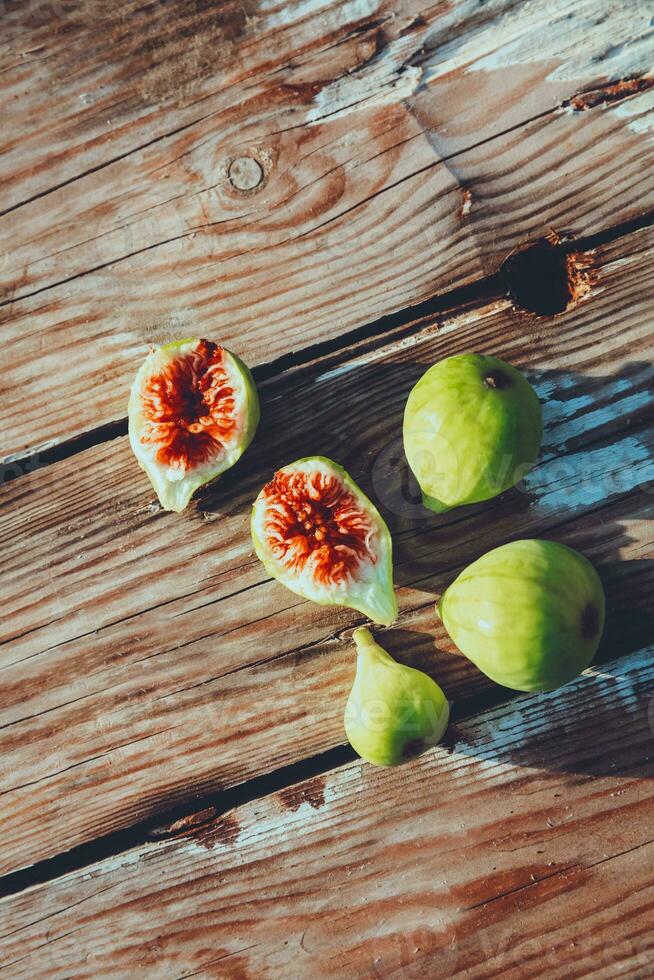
[228,156,264,191]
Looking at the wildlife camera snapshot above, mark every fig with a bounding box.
[128,338,259,512]
[439,539,606,692]
[251,457,398,626]
[403,353,542,513]
[344,628,450,766]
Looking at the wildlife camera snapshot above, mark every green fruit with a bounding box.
[129,338,259,512]
[344,628,450,766]
[403,353,542,513]
[439,539,606,692]
[251,457,397,626]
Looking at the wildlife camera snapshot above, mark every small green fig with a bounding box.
[252,457,398,626]
[439,539,606,692]
[344,628,450,766]
[403,353,542,513]
[129,338,260,512]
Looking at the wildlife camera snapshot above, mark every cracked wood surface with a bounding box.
[1,226,653,877]
[2,1,654,972]
[1,0,654,460]
[0,647,652,978]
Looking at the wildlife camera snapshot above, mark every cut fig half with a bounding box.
[251,457,398,626]
[129,338,260,512]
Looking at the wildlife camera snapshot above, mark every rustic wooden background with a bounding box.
[1,0,653,976]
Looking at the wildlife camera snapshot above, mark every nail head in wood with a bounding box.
[228,156,264,191]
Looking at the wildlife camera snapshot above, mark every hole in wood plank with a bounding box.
[499,237,592,316]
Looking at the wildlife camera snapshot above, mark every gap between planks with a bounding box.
[0,645,652,977]
[0,614,603,903]
[3,204,654,483]
[0,475,651,902]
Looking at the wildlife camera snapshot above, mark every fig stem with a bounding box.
[352,627,374,648]
[483,370,510,390]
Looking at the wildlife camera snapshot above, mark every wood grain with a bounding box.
[0,646,652,978]
[0,226,652,876]
[1,0,653,460]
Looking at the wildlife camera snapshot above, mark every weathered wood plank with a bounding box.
[0,647,652,978]
[0,227,652,876]
[0,0,401,209]
[1,0,653,459]
[2,0,650,209]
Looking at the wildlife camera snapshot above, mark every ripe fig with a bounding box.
[439,539,606,692]
[129,338,260,512]
[251,458,398,626]
[403,353,542,513]
[344,628,450,766]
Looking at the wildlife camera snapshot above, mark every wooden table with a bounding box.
[1,1,653,975]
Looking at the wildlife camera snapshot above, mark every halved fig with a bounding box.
[251,457,398,626]
[129,338,260,512]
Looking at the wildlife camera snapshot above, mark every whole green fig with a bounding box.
[344,628,450,766]
[403,353,542,513]
[439,539,605,692]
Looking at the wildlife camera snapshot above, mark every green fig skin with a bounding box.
[251,458,398,627]
[403,353,543,513]
[344,628,450,766]
[129,338,260,513]
[439,540,606,693]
